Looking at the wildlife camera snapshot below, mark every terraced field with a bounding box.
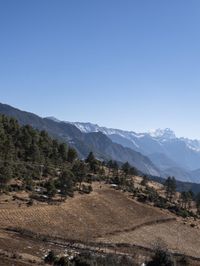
[0,184,170,241]
[98,219,200,258]
[0,183,200,264]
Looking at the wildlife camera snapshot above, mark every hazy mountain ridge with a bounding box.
[2,103,200,182]
[70,122,200,155]
[67,122,200,183]
[0,103,160,176]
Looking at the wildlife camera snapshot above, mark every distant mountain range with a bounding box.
[66,122,200,183]
[0,103,160,177]
[1,102,200,183]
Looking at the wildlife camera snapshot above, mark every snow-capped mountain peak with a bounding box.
[45,117,200,182]
[180,138,200,152]
[72,122,100,133]
[148,128,176,140]
[45,116,61,123]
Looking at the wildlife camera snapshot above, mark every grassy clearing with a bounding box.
[0,184,169,241]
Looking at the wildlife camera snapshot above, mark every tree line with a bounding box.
[0,114,139,201]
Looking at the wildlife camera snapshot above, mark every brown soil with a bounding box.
[0,182,199,265]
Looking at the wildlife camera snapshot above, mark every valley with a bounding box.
[2,103,200,184]
[1,1,200,264]
[0,107,200,265]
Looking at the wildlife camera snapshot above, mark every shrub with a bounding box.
[177,209,189,218]
[154,197,168,209]
[80,184,93,194]
[147,240,174,266]
[27,199,33,207]
[44,250,57,264]
[177,255,189,266]
[55,256,68,266]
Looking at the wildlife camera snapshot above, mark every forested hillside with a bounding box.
[0,115,200,265]
[0,103,160,176]
[0,114,72,187]
[0,113,138,199]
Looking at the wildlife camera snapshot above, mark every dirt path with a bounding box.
[100,217,176,237]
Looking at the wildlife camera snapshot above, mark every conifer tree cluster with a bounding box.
[0,115,77,188]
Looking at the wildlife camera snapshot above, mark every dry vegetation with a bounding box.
[98,219,200,258]
[0,181,199,265]
[0,183,170,240]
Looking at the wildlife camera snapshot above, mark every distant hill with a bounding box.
[69,122,200,183]
[0,103,160,176]
[150,175,200,195]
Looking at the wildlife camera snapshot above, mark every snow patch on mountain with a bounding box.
[45,117,200,182]
[46,116,61,123]
[47,118,200,155]
[181,138,200,152]
[148,128,176,140]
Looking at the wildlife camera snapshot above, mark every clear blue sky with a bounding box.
[0,0,200,138]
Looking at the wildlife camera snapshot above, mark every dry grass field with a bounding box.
[0,229,69,265]
[0,182,199,265]
[98,219,200,258]
[0,183,170,241]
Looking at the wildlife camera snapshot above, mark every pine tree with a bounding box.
[85,152,95,164]
[45,179,57,198]
[58,143,68,161]
[0,162,13,188]
[165,177,176,202]
[59,170,74,199]
[67,147,78,163]
[122,162,131,176]
[195,192,200,214]
[72,161,87,188]
[85,152,99,173]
